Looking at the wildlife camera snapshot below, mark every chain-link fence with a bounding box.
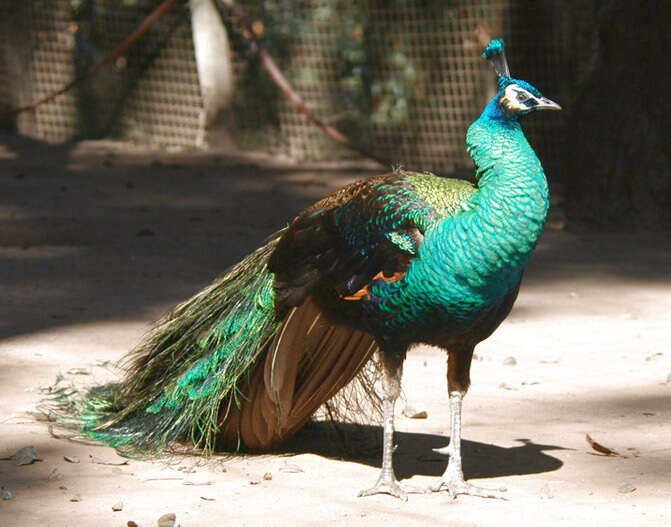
[0,0,567,175]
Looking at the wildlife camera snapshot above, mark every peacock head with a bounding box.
[483,39,561,119]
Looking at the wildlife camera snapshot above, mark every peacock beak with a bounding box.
[536,97,561,111]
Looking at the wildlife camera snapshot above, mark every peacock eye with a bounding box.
[516,92,528,102]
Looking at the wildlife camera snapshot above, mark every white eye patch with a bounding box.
[503,84,537,111]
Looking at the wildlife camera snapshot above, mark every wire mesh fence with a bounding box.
[0,0,567,175]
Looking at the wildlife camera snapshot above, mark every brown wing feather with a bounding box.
[269,172,423,311]
[217,297,378,450]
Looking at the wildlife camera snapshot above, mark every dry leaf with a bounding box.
[585,434,626,457]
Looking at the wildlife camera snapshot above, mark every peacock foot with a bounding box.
[430,476,507,500]
[358,477,421,501]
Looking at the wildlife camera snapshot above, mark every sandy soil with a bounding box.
[0,136,669,527]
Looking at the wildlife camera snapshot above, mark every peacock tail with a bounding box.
[52,233,381,456]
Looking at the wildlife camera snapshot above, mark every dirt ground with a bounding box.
[0,135,669,527]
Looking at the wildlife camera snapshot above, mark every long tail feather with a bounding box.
[51,234,381,457]
[53,236,285,456]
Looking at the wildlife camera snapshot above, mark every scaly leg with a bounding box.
[432,349,506,499]
[431,391,505,498]
[358,351,414,500]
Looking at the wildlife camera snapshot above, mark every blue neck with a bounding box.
[426,98,549,295]
[479,94,509,122]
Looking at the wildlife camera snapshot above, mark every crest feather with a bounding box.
[482,39,510,79]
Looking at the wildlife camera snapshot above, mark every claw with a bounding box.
[432,444,452,456]
[358,478,409,501]
[358,478,426,500]
[431,478,507,500]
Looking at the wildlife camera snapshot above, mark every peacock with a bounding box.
[54,39,560,500]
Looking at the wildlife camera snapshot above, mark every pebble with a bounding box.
[9,446,41,466]
[157,512,178,527]
[263,472,273,481]
[618,483,636,494]
[503,356,517,366]
[64,456,80,463]
[2,489,13,500]
[499,382,517,391]
[279,463,304,473]
[402,405,428,419]
[70,494,82,502]
[49,468,64,481]
[539,483,554,500]
[112,502,124,511]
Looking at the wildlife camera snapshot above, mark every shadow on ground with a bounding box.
[280,422,565,481]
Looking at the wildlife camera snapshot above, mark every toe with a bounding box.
[358,480,408,501]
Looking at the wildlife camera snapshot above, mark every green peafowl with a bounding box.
[54,39,560,500]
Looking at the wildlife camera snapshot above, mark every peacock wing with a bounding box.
[269,170,475,309]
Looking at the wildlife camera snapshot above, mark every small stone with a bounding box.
[249,479,261,485]
[64,456,80,463]
[279,463,304,473]
[9,446,41,466]
[539,483,554,500]
[127,522,139,527]
[618,483,636,494]
[2,488,13,500]
[402,405,428,419]
[70,494,82,502]
[112,501,123,511]
[503,356,517,366]
[157,512,177,527]
[49,468,64,481]
[263,472,272,480]
[499,382,517,391]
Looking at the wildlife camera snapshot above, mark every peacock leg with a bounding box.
[358,350,413,500]
[431,349,506,499]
